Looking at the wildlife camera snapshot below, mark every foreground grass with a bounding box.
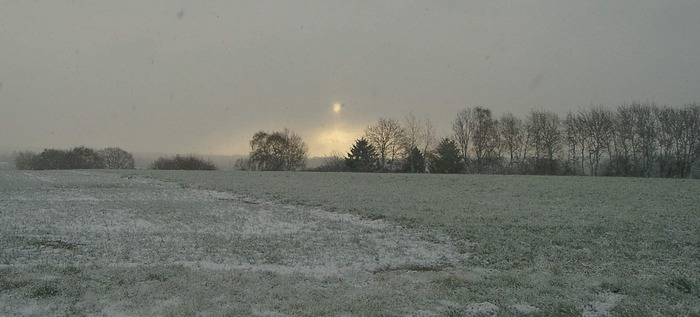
[122,170,700,316]
[1,170,698,316]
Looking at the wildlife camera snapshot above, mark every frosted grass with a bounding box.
[1,169,698,316]
[1,170,469,316]
[116,170,700,316]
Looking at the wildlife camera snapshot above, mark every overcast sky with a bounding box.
[1,1,699,157]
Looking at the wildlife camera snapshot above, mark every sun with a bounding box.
[333,102,343,113]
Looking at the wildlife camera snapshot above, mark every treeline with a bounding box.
[14,147,218,171]
[314,102,700,178]
[150,155,216,170]
[15,147,135,170]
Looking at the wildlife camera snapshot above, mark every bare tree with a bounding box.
[452,108,473,167]
[470,107,501,172]
[14,151,39,170]
[233,158,251,171]
[249,128,308,171]
[679,103,700,178]
[403,113,422,151]
[654,103,700,178]
[421,115,437,155]
[632,102,658,177]
[563,112,586,175]
[610,104,637,176]
[655,106,677,177]
[499,113,524,172]
[365,118,407,170]
[313,150,348,172]
[525,109,561,174]
[580,105,614,176]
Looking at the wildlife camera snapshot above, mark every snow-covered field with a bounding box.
[1,170,698,316]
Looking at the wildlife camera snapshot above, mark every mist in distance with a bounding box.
[1,1,699,157]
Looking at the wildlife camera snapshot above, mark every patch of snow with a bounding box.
[581,292,624,317]
[510,303,539,315]
[174,260,347,277]
[464,302,499,316]
[1,170,468,279]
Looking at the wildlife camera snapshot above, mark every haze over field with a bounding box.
[1,1,699,156]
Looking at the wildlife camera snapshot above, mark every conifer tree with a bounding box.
[402,147,425,173]
[430,138,463,174]
[345,138,379,172]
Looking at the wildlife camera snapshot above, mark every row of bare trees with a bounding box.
[330,102,699,178]
[452,102,699,177]
[563,103,700,178]
[362,114,438,172]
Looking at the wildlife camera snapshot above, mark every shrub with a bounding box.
[36,149,71,169]
[233,158,251,171]
[311,152,349,172]
[67,146,104,169]
[14,151,40,170]
[14,146,135,170]
[150,155,217,170]
[98,147,135,169]
[30,147,104,170]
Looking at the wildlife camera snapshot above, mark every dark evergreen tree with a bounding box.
[430,138,463,174]
[345,138,379,172]
[402,147,425,173]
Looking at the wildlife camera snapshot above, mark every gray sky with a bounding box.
[1,1,699,157]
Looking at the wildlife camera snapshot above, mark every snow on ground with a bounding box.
[581,292,624,317]
[1,170,466,276]
[0,170,471,315]
[2,170,698,316]
[1,171,467,275]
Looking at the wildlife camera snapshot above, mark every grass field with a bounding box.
[1,170,698,316]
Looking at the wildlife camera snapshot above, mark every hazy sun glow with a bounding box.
[333,102,343,113]
[312,124,363,157]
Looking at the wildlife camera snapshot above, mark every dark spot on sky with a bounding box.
[530,73,544,91]
[177,9,184,20]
